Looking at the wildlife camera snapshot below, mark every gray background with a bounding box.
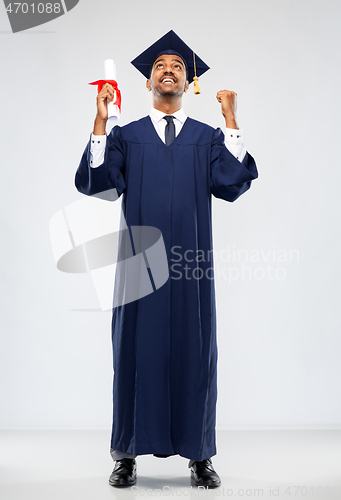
[0,0,340,430]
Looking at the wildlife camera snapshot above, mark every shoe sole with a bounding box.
[108,478,136,488]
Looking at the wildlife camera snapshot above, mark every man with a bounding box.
[75,30,258,489]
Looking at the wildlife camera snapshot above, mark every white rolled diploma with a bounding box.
[104,59,120,124]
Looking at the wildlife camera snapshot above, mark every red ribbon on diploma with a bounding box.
[89,80,122,111]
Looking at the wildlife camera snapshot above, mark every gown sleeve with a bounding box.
[210,127,258,202]
[75,125,126,198]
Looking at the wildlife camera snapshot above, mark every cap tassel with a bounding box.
[193,52,201,94]
[193,76,201,95]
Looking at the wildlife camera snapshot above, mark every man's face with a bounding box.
[146,53,189,97]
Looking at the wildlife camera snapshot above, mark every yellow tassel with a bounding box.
[193,76,201,94]
[193,51,201,94]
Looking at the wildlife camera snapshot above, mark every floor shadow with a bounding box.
[135,475,190,489]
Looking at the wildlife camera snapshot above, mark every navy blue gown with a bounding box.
[75,115,258,461]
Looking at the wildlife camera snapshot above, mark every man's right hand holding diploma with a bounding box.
[93,83,115,135]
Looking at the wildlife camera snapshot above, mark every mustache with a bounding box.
[159,73,177,83]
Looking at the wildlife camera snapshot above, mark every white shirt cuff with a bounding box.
[90,133,107,168]
[90,133,106,150]
[226,127,243,140]
[224,127,246,162]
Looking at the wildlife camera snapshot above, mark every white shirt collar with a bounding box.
[149,107,187,124]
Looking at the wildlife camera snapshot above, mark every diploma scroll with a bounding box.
[89,59,122,130]
[104,59,120,126]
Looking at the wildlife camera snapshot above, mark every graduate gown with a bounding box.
[75,115,258,461]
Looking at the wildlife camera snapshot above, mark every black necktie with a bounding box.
[163,115,175,146]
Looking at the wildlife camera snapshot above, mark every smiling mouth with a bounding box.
[160,77,176,83]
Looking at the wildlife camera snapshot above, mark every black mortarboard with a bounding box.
[130,30,209,94]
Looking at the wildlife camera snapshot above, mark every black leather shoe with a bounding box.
[109,458,137,487]
[190,458,221,488]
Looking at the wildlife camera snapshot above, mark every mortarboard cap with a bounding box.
[130,30,209,94]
